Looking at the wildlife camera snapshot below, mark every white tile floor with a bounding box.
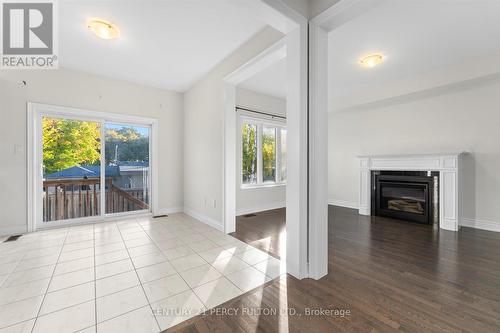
[0,214,285,332]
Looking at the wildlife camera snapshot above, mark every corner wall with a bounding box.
[183,27,284,229]
[328,79,500,232]
[235,87,286,215]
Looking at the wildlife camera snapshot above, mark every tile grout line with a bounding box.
[137,219,210,318]
[1,215,276,331]
[0,270,54,291]
[0,278,53,308]
[136,219,207,329]
[20,284,139,323]
[0,254,272,310]
[0,275,247,333]
[115,219,162,332]
[140,218,250,316]
[2,239,53,279]
[0,233,67,290]
[1,243,214,310]
[12,250,90,274]
[146,219,232,321]
[30,229,69,333]
[3,247,127,291]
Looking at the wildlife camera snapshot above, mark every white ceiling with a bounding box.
[235,0,500,104]
[59,0,267,92]
[238,57,287,99]
[328,0,500,111]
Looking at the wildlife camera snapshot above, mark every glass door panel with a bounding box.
[262,126,277,183]
[381,184,426,215]
[104,123,151,214]
[42,117,102,222]
[242,123,258,185]
[280,128,287,182]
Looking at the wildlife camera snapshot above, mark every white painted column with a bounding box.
[285,23,309,278]
[439,170,459,231]
[308,21,329,279]
[223,84,237,234]
[359,157,371,216]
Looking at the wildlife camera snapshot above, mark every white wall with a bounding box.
[183,27,284,228]
[235,87,286,215]
[328,78,500,231]
[278,0,309,18]
[309,0,340,18]
[0,69,184,235]
[277,0,340,19]
[236,87,286,117]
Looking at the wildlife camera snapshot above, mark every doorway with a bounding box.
[29,103,157,231]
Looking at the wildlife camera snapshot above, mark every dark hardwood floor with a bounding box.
[168,206,500,333]
[229,209,286,259]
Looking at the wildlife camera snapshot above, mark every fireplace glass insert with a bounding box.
[371,171,439,224]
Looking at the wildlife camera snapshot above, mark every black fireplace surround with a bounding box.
[371,171,439,225]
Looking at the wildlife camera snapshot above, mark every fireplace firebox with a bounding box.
[371,171,439,225]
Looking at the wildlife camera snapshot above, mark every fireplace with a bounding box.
[359,153,464,231]
[371,171,439,225]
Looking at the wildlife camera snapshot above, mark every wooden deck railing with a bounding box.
[106,181,149,214]
[43,178,149,222]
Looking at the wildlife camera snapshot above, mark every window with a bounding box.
[42,117,102,222]
[262,126,277,183]
[241,117,286,187]
[280,128,287,182]
[40,114,152,224]
[242,123,258,184]
[104,123,150,214]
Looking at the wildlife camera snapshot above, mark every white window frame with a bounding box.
[239,114,286,189]
[27,103,159,232]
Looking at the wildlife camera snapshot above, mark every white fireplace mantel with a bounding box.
[358,153,466,231]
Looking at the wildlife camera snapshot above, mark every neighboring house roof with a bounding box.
[119,161,149,173]
[117,161,149,167]
[44,165,120,179]
[44,162,149,179]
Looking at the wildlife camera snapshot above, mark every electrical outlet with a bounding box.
[212,199,216,208]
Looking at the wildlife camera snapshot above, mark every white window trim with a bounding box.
[238,114,286,190]
[27,102,159,232]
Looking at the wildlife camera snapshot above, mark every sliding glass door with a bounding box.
[104,123,150,214]
[42,117,102,222]
[40,112,152,226]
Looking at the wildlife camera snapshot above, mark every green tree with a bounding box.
[242,124,257,183]
[43,118,101,174]
[105,127,149,164]
[262,128,276,182]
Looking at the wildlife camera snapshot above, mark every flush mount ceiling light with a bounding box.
[87,19,120,40]
[359,54,383,68]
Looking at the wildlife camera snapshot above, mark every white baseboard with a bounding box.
[236,201,286,216]
[183,207,223,232]
[0,225,28,237]
[461,218,500,232]
[328,199,359,210]
[326,201,500,233]
[155,206,184,216]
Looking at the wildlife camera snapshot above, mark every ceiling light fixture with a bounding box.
[359,54,383,68]
[87,19,120,40]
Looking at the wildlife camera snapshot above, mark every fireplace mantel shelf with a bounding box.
[358,152,466,231]
[357,152,466,159]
